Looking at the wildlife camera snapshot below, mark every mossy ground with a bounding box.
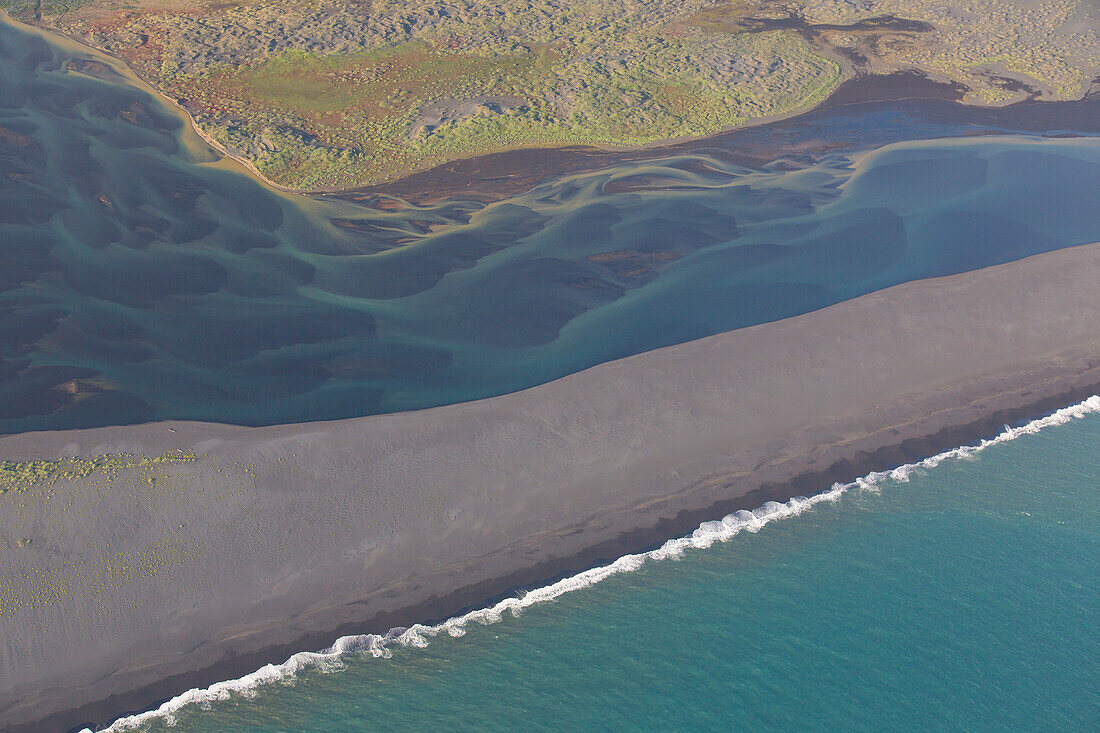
[19,0,1100,188]
[37,0,845,189]
[177,30,840,189]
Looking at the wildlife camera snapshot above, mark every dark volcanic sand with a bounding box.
[3,245,1100,732]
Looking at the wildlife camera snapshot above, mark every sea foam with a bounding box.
[92,395,1100,731]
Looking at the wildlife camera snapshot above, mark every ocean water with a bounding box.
[104,399,1100,732]
[4,15,1100,432]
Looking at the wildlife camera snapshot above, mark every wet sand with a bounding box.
[2,243,1100,732]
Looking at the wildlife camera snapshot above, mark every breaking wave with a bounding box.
[93,395,1100,731]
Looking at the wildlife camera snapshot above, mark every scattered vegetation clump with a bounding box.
[0,452,195,495]
[0,537,199,616]
[797,0,1100,104]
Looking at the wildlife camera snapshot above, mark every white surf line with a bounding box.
[94,394,1100,731]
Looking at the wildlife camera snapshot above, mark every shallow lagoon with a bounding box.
[2,17,1100,432]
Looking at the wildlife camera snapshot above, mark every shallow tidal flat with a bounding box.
[4,244,1100,732]
[3,16,1100,436]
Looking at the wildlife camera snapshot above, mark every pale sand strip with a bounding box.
[2,244,1100,732]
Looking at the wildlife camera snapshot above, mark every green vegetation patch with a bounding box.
[238,44,541,116]
[41,0,849,189]
[28,0,1100,189]
[165,28,842,189]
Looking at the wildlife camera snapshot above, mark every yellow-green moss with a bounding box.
[0,452,195,495]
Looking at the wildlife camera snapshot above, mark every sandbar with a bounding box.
[2,243,1100,732]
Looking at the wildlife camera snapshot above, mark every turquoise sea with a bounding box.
[107,401,1100,732]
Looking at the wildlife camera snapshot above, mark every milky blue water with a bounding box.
[4,16,1100,433]
[110,405,1099,732]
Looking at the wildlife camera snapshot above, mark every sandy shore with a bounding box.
[2,244,1100,732]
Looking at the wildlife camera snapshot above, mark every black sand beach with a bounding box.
[3,244,1100,732]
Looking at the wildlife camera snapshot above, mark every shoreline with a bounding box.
[3,244,1100,732]
[0,10,303,197]
[92,388,1100,733]
[98,389,1100,733]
